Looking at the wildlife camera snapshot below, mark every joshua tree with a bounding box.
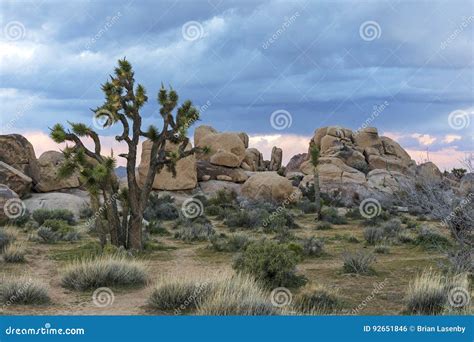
[51,59,200,250]
[309,143,321,220]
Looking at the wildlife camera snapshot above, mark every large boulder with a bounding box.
[269,146,282,171]
[242,172,300,203]
[199,180,242,197]
[0,185,21,223]
[138,140,197,191]
[35,151,81,192]
[23,191,90,219]
[0,134,40,184]
[285,153,307,174]
[353,127,383,153]
[416,162,442,182]
[0,161,32,197]
[194,126,246,168]
[459,173,474,195]
[197,160,248,183]
[242,148,264,171]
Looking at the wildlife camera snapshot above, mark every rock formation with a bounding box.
[0,134,40,184]
[242,172,301,203]
[35,151,81,192]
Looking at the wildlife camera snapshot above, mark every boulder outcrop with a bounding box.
[0,134,40,184]
[35,151,81,192]
[242,172,300,203]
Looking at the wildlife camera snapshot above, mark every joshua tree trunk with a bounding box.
[90,193,107,248]
[313,166,321,220]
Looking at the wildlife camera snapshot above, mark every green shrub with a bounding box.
[205,204,224,217]
[294,286,343,313]
[321,207,347,225]
[363,227,384,245]
[0,277,50,305]
[9,209,30,227]
[397,231,415,244]
[146,220,169,236]
[61,255,148,290]
[316,222,332,230]
[207,189,238,207]
[148,276,211,312]
[32,209,75,225]
[381,219,402,237]
[233,240,307,288]
[210,234,250,252]
[301,237,324,257]
[297,199,318,214]
[143,194,179,221]
[3,243,26,262]
[79,206,94,219]
[37,226,58,243]
[374,244,390,254]
[415,226,451,250]
[41,219,74,234]
[342,251,376,275]
[263,208,298,232]
[345,208,362,220]
[174,223,215,242]
[225,209,269,229]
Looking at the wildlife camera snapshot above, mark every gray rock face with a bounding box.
[24,191,90,219]
[0,161,32,197]
[269,146,282,171]
[285,153,307,174]
[0,134,40,184]
[0,185,20,223]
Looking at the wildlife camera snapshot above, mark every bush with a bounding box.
[345,208,362,220]
[0,227,17,251]
[32,209,75,225]
[374,244,390,254]
[61,255,148,290]
[263,208,298,232]
[197,273,278,315]
[406,270,446,315]
[297,198,318,214]
[143,193,180,221]
[37,226,59,243]
[205,204,224,217]
[397,231,415,244]
[346,235,360,243]
[415,226,451,250]
[207,189,238,208]
[321,207,347,225]
[174,223,215,242]
[146,220,169,236]
[41,219,74,235]
[225,209,269,230]
[381,219,402,237]
[363,227,384,245]
[0,277,50,305]
[233,240,307,288]
[294,286,343,313]
[3,243,26,262]
[342,251,376,275]
[301,237,324,257]
[148,275,211,312]
[315,222,332,230]
[9,209,30,227]
[210,234,250,252]
[79,206,94,219]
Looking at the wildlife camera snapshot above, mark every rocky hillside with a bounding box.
[0,126,471,222]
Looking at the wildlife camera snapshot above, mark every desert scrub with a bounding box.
[32,208,75,225]
[143,193,179,221]
[174,222,215,242]
[224,209,269,229]
[414,226,451,250]
[148,275,212,313]
[293,285,343,314]
[381,218,403,237]
[3,243,26,262]
[374,244,390,254]
[0,227,17,251]
[8,209,30,227]
[197,273,278,316]
[363,226,384,245]
[0,276,50,305]
[61,255,148,290]
[301,236,324,257]
[233,240,307,288]
[345,208,362,220]
[321,207,347,225]
[297,198,318,214]
[262,208,298,232]
[342,251,376,275]
[146,220,169,236]
[209,234,251,252]
[36,226,59,243]
[315,222,332,230]
[205,204,224,217]
[207,189,238,208]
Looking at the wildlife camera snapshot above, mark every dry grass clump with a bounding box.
[0,276,50,305]
[61,254,148,290]
[3,243,26,263]
[342,251,376,275]
[406,269,470,315]
[293,285,343,314]
[0,227,17,251]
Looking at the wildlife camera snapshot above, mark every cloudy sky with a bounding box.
[1,0,472,170]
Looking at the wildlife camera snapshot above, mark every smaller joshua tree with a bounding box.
[51,58,202,250]
[309,143,321,220]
